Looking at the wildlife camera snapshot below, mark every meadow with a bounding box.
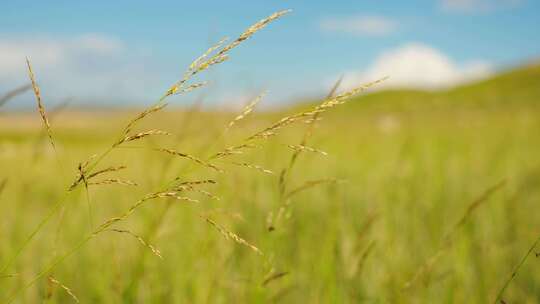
[1,11,540,303]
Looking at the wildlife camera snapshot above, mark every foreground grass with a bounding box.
[1,102,539,303]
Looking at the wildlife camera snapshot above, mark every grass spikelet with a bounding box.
[0,84,31,108]
[202,216,263,255]
[86,165,128,179]
[188,37,229,74]
[230,162,274,175]
[146,191,199,203]
[116,130,170,146]
[26,58,56,151]
[79,154,98,170]
[156,148,223,172]
[174,179,217,186]
[286,144,328,156]
[226,91,266,130]
[245,112,310,141]
[217,10,291,56]
[285,178,340,199]
[88,179,138,186]
[48,276,79,303]
[210,143,259,159]
[105,229,163,259]
[123,103,168,135]
[172,184,220,200]
[316,77,388,111]
[175,82,208,94]
[165,38,228,97]
[70,165,127,190]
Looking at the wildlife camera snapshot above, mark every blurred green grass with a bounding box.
[1,63,540,303]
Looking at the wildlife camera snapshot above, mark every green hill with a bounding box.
[295,62,540,114]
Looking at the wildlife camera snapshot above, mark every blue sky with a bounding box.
[1,0,539,108]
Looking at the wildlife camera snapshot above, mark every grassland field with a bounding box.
[0,62,540,303]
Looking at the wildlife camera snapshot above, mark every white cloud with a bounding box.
[441,0,523,12]
[338,43,493,91]
[0,34,162,106]
[320,15,397,37]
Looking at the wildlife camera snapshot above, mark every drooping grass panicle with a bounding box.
[26,58,56,151]
[105,229,162,259]
[156,148,223,172]
[165,10,290,98]
[48,276,80,303]
[443,180,506,242]
[403,180,506,290]
[84,13,279,175]
[246,77,384,142]
[0,84,31,108]
[202,216,263,255]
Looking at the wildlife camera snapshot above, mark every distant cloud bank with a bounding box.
[338,43,493,91]
[0,34,160,106]
[320,15,397,37]
[441,0,523,12]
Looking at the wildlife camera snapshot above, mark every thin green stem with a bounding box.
[0,191,71,274]
[494,234,540,303]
